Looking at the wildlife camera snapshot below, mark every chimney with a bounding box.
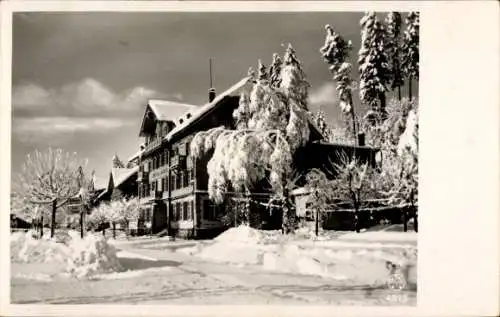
[357,132,365,146]
[208,88,216,103]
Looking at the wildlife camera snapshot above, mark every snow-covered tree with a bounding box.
[12,148,91,238]
[330,154,378,233]
[112,153,125,168]
[305,168,335,236]
[87,204,111,236]
[281,44,310,112]
[378,127,418,233]
[402,12,419,99]
[320,24,358,142]
[312,110,331,139]
[385,12,404,101]
[269,53,283,88]
[358,12,391,119]
[191,45,311,234]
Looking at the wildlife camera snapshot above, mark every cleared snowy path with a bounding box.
[11,238,416,305]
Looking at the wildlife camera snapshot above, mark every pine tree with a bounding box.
[402,12,419,99]
[269,53,283,88]
[320,24,358,143]
[358,12,391,119]
[385,12,404,101]
[191,46,311,234]
[112,152,125,168]
[281,44,310,111]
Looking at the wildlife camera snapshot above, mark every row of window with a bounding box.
[138,169,194,198]
[172,201,193,221]
[142,143,190,172]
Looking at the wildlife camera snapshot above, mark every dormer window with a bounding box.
[186,113,192,119]
[179,118,184,124]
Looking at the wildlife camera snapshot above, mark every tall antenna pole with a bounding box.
[209,58,213,89]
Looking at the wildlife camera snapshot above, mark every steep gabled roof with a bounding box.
[139,100,199,137]
[148,100,199,122]
[111,166,139,188]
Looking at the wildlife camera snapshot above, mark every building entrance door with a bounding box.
[152,201,167,234]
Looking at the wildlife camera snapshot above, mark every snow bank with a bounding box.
[11,231,125,279]
[214,225,268,244]
[185,226,417,289]
[262,245,417,286]
[338,231,417,243]
[12,231,71,264]
[198,242,268,265]
[66,233,124,279]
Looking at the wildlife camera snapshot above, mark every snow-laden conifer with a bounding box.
[191,46,311,233]
[385,12,404,100]
[402,12,419,99]
[320,24,358,142]
[358,12,391,118]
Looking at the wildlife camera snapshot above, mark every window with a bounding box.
[187,201,192,220]
[177,172,182,189]
[172,174,176,190]
[176,203,181,221]
[152,181,156,193]
[183,202,188,220]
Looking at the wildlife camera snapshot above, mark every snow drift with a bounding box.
[66,234,124,278]
[181,225,417,288]
[11,231,124,279]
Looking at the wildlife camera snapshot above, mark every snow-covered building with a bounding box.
[134,77,379,239]
[96,155,140,204]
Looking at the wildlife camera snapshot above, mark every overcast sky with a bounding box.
[11,11,418,185]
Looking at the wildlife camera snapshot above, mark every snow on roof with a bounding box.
[148,100,199,122]
[111,166,139,188]
[165,76,254,142]
[127,148,144,162]
[313,140,380,151]
[93,176,108,191]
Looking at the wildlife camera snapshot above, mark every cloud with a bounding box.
[308,82,338,109]
[12,117,134,144]
[12,78,182,116]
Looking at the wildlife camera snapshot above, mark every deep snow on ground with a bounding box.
[11,226,417,305]
[11,230,125,279]
[177,226,417,288]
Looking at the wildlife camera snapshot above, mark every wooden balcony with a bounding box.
[170,155,186,169]
[143,137,163,155]
[150,165,168,180]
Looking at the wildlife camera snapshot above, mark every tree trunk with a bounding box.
[409,79,412,100]
[40,215,44,238]
[315,209,320,237]
[379,92,387,121]
[102,226,106,237]
[354,210,360,233]
[414,208,418,232]
[398,86,402,102]
[80,196,85,239]
[403,208,408,232]
[113,222,116,239]
[50,199,56,238]
[349,94,357,145]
